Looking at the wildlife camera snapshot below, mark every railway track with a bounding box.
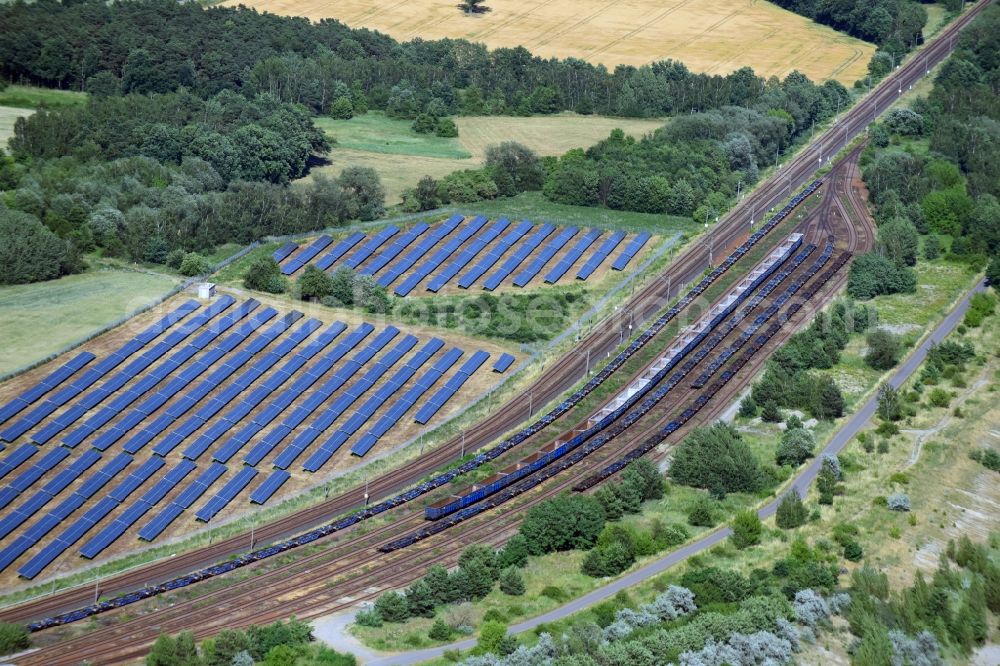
[13,145,877,665]
[2,0,975,655]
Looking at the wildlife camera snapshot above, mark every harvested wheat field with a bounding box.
[230,0,873,83]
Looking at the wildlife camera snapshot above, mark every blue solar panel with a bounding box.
[377,216,463,288]
[108,457,165,502]
[79,498,153,559]
[272,241,299,263]
[345,226,399,268]
[249,470,290,505]
[415,351,488,424]
[611,232,652,270]
[427,218,509,292]
[0,352,95,428]
[577,230,626,280]
[513,226,578,287]
[393,215,485,296]
[26,299,239,448]
[360,223,429,275]
[352,347,463,457]
[18,496,118,578]
[195,467,258,521]
[0,445,38,480]
[315,232,365,271]
[492,353,515,373]
[138,502,184,541]
[174,462,226,509]
[458,220,533,288]
[482,223,556,290]
[76,453,132,499]
[281,234,333,275]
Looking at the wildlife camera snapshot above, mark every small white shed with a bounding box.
[197,282,217,299]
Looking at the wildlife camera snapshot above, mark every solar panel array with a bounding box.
[545,228,602,284]
[272,215,650,294]
[577,231,627,280]
[0,291,499,578]
[611,232,653,271]
[414,351,490,424]
[492,353,516,373]
[272,242,298,263]
[513,226,578,287]
[281,235,333,275]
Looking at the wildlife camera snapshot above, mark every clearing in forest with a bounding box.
[228,0,873,84]
[311,113,665,202]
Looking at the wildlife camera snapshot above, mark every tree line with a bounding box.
[406,75,852,218]
[2,0,856,120]
[848,3,1000,300]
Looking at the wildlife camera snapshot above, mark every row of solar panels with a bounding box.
[0,291,515,575]
[0,300,203,442]
[273,216,651,293]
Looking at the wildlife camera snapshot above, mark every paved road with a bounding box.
[364,279,987,666]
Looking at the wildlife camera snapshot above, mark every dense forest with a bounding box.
[411,74,851,217]
[847,2,1000,297]
[0,0,859,119]
[770,0,935,56]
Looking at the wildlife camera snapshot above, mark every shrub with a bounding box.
[427,618,452,641]
[730,510,763,549]
[928,388,951,408]
[847,252,916,300]
[843,541,864,561]
[793,589,830,628]
[582,541,635,577]
[887,493,911,512]
[179,252,212,276]
[775,428,815,466]
[354,609,381,627]
[296,264,333,300]
[653,521,690,548]
[687,497,716,527]
[0,622,29,656]
[165,248,186,269]
[669,422,761,494]
[540,586,566,601]
[435,118,458,137]
[497,534,529,569]
[865,329,901,370]
[738,395,757,418]
[761,399,782,423]
[0,209,73,285]
[244,256,286,293]
[775,491,808,529]
[519,494,605,555]
[476,621,508,656]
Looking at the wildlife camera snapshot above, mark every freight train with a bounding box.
[377,240,847,553]
[25,181,823,632]
[423,234,810,520]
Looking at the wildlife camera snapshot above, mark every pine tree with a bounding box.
[499,567,525,596]
[428,618,452,641]
[761,399,782,422]
[775,491,808,529]
[405,580,436,618]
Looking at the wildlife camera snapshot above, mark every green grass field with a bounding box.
[470,192,693,235]
[316,113,472,159]
[0,84,86,109]
[0,271,179,375]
